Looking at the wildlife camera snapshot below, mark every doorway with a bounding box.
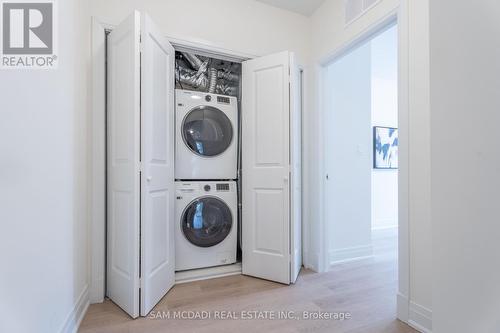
[321,18,399,299]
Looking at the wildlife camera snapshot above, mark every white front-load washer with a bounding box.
[175,89,238,180]
[175,181,237,271]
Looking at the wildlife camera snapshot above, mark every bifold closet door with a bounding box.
[107,11,141,318]
[139,13,176,316]
[242,51,293,284]
[107,11,175,319]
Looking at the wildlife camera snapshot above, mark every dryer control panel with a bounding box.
[176,182,236,199]
[217,96,231,104]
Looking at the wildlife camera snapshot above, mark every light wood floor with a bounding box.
[80,228,417,333]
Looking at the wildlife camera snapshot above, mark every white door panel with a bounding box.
[140,13,176,316]
[242,51,291,284]
[107,11,175,318]
[107,11,141,318]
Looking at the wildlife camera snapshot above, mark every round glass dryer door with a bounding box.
[181,197,233,248]
[182,105,233,157]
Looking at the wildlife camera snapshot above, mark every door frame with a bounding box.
[89,17,107,304]
[317,6,411,323]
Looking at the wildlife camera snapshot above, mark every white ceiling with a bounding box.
[255,0,326,16]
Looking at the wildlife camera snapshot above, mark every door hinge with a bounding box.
[138,32,144,53]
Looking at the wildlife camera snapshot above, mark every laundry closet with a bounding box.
[106,11,303,318]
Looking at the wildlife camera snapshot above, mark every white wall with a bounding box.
[310,0,399,63]
[0,1,91,332]
[371,24,398,230]
[325,42,373,264]
[90,0,311,63]
[430,1,500,332]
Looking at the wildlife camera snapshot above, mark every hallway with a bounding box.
[80,229,413,333]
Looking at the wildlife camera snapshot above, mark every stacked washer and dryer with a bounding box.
[174,86,239,271]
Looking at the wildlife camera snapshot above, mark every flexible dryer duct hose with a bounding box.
[182,52,205,71]
[176,66,208,90]
[216,83,238,96]
[208,67,217,93]
[218,69,239,83]
[178,52,239,96]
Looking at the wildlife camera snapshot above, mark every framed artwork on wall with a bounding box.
[373,126,398,169]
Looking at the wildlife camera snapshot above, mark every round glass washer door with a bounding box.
[181,197,233,248]
[182,105,233,157]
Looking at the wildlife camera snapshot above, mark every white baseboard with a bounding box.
[59,284,90,333]
[175,262,242,284]
[408,301,432,333]
[312,252,321,272]
[397,292,409,322]
[304,251,320,272]
[329,244,373,266]
[371,224,398,231]
[89,276,104,304]
[302,249,310,269]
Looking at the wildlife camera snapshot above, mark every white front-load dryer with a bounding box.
[175,89,238,180]
[175,181,237,271]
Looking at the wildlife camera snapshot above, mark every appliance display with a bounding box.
[175,89,238,180]
[175,181,237,271]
